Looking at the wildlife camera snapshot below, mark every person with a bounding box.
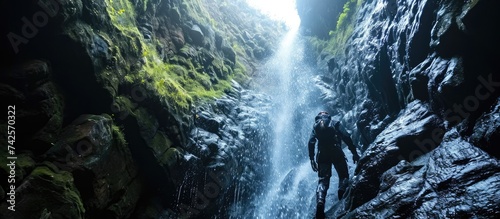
[308,111,360,218]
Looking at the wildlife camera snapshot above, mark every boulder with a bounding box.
[221,44,236,66]
[190,24,205,46]
[413,131,500,217]
[348,130,500,218]
[347,100,443,210]
[471,97,500,158]
[45,114,140,218]
[0,60,63,154]
[0,164,85,219]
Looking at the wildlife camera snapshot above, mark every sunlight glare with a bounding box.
[246,0,300,29]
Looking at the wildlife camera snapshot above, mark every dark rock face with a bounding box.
[0,114,137,218]
[298,0,500,217]
[347,131,500,218]
[172,82,272,218]
[471,98,500,158]
[347,100,443,210]
[0,164,86,219]
[0,0,283,218]
[45,114,141,218]
[0,60,63,154]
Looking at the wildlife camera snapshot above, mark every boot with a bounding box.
[315,201,325,219]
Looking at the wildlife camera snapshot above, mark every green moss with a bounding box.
[180,0,215,28]
[160,147,181,170]
[0,149,35,182]
[336,1,352,30]
[311,0,363,56]
[231,41,245,56]
[27,165,85,217]
[17,154,36,180]
[112,124,127,147]
[150,132,173,159]
[103,0,254,111]
[232,60,249,84]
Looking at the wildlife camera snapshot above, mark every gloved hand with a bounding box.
[352,153,360,164]
[310,159,318,172]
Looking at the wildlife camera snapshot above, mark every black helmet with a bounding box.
[317,111,329,116]
[315,111,330,121]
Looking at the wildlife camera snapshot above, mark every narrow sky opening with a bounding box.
[246,0,300,29]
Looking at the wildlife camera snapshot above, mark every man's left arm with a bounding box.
[336,123,360,163]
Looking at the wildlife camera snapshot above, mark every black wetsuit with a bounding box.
[308,118,358,204]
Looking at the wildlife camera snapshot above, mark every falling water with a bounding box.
[233,26,343,218]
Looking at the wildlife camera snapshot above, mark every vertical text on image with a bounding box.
[6,105,17,211]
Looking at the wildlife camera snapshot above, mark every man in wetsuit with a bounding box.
[308,111,360,218]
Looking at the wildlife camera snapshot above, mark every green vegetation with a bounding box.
[29,165,85,217]
[337,0,353,30]
[232,60,249,84]
[232,41,245,55]
[112,124,127,147]
[104,0,246,113]
[181,0,217,29]
[310,0,363,56]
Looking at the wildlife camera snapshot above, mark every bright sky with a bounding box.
[246,0,300,28]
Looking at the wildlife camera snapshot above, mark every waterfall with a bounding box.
[252,26,321,218]
[229,26,342,218]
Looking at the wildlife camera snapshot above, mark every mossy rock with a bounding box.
[0,165,85,219]
[150,131,174,159]
[43,114,140,218]
[221,44,236,66]
[169,7,181,22]
[0,138,37,185]
[189,24,205,46]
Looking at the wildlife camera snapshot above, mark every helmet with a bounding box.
[315,111,330,121]
[317,111,329,116]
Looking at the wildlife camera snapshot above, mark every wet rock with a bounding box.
[172,28,185,48]
[221,43,236,66]
[413,131,500,217]
[253,46,266,60]
[356,100,394,151]
[430,2,466,57]
[348,130,500,218]
[351,160,425,218]
[471,97,500,158]
[347,100,443,210]
[410,55,467,115]
[177,81,272,217]
[45,114,140,218]
[299,0,500,218]
[0,60,63,154]
[195,111,223,134]
[169,7,181,23]
[460,0,500,54]
[190,24,205,46]
[118,106,177,183]
[0,164,85,219]
[0,152,36,195]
